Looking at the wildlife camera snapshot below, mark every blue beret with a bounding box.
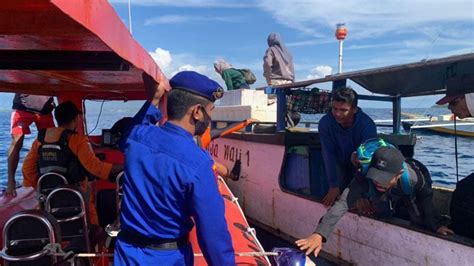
[169,71,224,102]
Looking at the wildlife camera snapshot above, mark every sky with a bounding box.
[0,0,473,109]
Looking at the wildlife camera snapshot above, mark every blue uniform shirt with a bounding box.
[319,108,377,188]
[115,101,235,266]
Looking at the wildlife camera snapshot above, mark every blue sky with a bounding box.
[1,0,473,109]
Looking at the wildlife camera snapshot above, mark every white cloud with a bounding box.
[171,64,210,77]
[144,15,244,25]
[306,65,333,79]
[287,39,332,47]
[148,47,218,82]
[257,0,473,40]
[346,43,398,50]
[149,48,172,70]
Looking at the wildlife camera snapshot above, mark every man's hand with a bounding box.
[436,226,454,236]
[245,118,260,125]
[142,73,165,107]
[295,233,323,257]
[322,187,340,207]
[354,198,375,215]
[109,164,124,183]
[4,180,17,197]
[351,151,360,168]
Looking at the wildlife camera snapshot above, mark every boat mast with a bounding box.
[335,23,347,73]
[128,0,133,34]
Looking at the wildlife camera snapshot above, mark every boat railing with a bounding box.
[44,186,91,253]
[105,171,124,238]
[211,119,414,132]
[0,210,60,264]
[37,173,69,205]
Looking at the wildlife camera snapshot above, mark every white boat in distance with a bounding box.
[402,113,474,137]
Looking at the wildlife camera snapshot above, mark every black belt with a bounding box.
[118,230,189,250]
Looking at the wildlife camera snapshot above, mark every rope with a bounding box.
[454,117,459,186]
[218,176,272,265]
[47,251,279,258]
[51,252,114,258]
[195,252,279,257]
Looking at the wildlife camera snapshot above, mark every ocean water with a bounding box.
[0,105,472,189]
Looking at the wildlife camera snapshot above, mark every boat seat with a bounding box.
[36,172,68,208]
[0,209,62,266]
[45,185,91,253]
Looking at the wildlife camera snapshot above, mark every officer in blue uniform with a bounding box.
[114,72,235,265]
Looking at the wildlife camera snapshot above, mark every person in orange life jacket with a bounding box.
[114,71,235,266]
[22,101,123,225]
[296,146,454,257]
[5,94,55,197]
[198,118,259,180]
[319,87,377,207]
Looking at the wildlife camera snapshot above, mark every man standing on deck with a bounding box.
[114,71,235,266]
[319,87,377,206]
[4,94,55,197]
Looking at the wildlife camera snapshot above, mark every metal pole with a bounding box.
[276,89,286,131]
[128,0,133,34]
[392,95,401,134]
[338,40,343,73]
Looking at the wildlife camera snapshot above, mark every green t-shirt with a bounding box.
[221,68,247,90]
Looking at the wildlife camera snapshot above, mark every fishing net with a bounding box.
[286,88,331,114]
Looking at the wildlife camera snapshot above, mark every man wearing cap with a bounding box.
[22,101,123,226]
[436,92,474,118]
[436,74,474,118]
[296,145,453,257]
[114,71,235,265]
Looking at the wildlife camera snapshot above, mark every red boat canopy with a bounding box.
[0,0,170,100]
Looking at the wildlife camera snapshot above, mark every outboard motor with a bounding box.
[45,186,90,254]
[37,172,68,208]
[0,210,61,266]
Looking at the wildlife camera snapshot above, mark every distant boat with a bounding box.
[402,113,474,137]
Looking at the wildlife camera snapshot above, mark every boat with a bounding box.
[209,53,474,265]
[402,113,474,137]
[0,1,269,265]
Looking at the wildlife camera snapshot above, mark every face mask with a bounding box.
[194,106,211,136]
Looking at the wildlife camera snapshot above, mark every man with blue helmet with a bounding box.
[114,71,235,265]
[296,144,453,257]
